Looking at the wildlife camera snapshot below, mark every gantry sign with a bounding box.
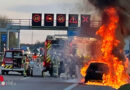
[32,13,42,26]
[32,13,91,28]
[0,13,91,51]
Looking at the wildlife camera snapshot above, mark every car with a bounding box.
[84,62,109,83]
[21,46,31,55]
[1,49,24,75]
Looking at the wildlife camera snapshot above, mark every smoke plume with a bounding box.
[88,0,130,36]
[87,0,130,61]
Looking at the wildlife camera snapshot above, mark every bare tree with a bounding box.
[0,15,11,28]
[0,15,17,51]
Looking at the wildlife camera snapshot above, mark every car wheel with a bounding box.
[84,76,89,83]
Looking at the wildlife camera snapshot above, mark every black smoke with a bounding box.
[88,0,130,61]
[88,0,118,10]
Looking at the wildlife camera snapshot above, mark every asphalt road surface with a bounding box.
[0,73,116,90]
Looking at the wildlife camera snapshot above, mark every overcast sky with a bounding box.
[0,0,87,19]
[0,0,95,44]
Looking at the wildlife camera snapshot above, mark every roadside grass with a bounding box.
[118,84,130,90]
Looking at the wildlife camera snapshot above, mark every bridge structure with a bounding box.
[0,19,101,51]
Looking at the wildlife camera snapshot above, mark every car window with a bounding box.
[13,51,23,58]
[89,64,98,71]
[88,63,109,72]
[5,52,13,58]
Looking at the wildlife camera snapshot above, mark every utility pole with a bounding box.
[32,30,33,44]
[6,30,9,50]
[18,30,20,48]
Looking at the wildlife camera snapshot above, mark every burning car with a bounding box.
[84,62,109,83]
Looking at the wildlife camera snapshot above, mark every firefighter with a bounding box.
[52,55,60,77]
[42,59,53,77]
[23,54,30,77]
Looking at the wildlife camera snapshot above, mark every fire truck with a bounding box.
[42,35,66,77]
[1,49,24,75]
[42,35,55,77]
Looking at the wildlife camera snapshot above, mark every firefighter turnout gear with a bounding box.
[23,55,29,77]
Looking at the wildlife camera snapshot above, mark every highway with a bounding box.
[0,73,116,90]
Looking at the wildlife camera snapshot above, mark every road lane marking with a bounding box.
[20,77,30,80]
[64,84,78,90]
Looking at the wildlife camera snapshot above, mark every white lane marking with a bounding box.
[20,77,30,80]
[64,84,78,90]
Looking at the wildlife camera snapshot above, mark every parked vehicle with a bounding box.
[1,49,24,75]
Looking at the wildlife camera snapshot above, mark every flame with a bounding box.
[80,7,130,89]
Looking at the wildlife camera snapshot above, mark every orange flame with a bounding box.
[80,7,130,89]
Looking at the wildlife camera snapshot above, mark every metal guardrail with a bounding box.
[0,19,102,30]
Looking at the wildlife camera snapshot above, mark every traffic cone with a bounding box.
[0,75,6,86]
[0,75,4,82]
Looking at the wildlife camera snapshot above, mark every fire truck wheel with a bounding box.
[30,70,33,77]
[26,70,30,76]
[21,71,24,76]
[1,71,5,75]
[49,70,53,77]
[42,71,45,77]
[5,71,8,75]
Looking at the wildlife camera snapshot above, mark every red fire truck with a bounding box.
[42,35,54,76]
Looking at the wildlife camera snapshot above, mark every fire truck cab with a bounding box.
[1,49,24,75]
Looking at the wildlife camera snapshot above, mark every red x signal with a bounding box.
[82,16,89,23]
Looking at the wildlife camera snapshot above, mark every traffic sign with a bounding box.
[56,14,66,26]
[32,13,42,26]
[1,34,7,43]
[81,15,90,28]
[67,30,78,36]
[69,14,78,27]
[44,14,54,26]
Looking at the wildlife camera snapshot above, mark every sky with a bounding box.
[0,0,83,19]
[0,0,96,44]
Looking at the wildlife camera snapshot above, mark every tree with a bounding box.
[0,15,11,28]
[0,15,17,51]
